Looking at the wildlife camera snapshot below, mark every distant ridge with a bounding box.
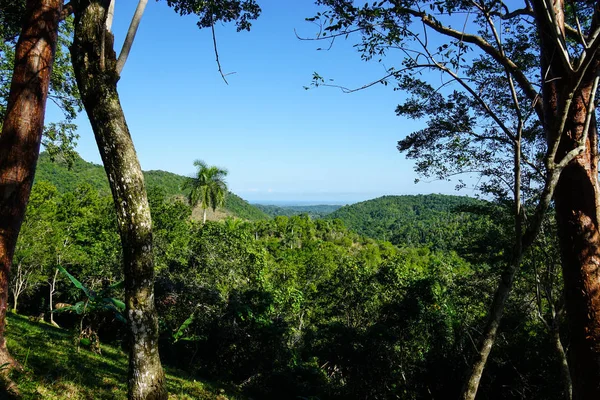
[327,194,484,250]
[254,204,342,219]
[35,152,268,221]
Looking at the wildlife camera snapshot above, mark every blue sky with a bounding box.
[47,0,469,204]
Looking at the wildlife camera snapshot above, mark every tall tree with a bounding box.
[1,1,82,164]
[308,1,600,399]
[67,0,260,398]
[184,160,228,224]
[70,1,166,398]
[0,0,63,370]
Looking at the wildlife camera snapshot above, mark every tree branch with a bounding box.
[60,1,74,20]
[212,22,234,84]
[116,0,148,76]
[403,8,544,121]
[106,0,115,32]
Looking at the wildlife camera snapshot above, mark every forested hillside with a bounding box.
[328,194,485,249]
[254,204,342,219]
[5,179,567,399]
[35,152,268,221]
[2,0,594,398]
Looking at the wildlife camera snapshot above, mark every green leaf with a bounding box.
[173,312,195,343]
[57,265,91,298]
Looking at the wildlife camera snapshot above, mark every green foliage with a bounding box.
[224,194,268,221]
[5,313,247,399]
[254,204,342,219]
[35,151,267,220]
[328,194,484,250]
[183,160,228,220]
[54,266,126,324]
[164,0,261,32]
[14,174,567,399]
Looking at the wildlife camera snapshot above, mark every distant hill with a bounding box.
[35,152,268,221]
[327,194,485,250]
[254,204,342,219]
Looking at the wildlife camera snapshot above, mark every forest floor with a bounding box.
[3,313,244,399]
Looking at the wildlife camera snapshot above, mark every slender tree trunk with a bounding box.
[552,324,572,400]
[460,249,520,400]
[12,262,25,314]
[49,268,59,327]
[203,208,207,224]
[12,294,17,315]
[70,2,167,398]
[0,0,62,369]
[461,67,527,400]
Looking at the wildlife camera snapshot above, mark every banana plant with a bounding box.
[53,265,126,324]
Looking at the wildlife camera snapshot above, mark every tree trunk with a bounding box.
[12,294,17,315]
[203,208,207,224]
[70,1,166,399]
[554,103,600,399]
[49,268,59,327]
[552,325,572,400]
[531,1,600,396]
[0,0,62,369]
[460,260,518,399]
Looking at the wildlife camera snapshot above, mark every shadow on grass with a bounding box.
[5,314,245,399]
[6,314,127,399]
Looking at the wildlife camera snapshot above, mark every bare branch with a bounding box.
[212,22,234,84]
[403,8,543,121]
[116,0,148,76]
[106,0,115,32]
[536,0,572,69]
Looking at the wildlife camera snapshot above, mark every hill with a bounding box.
[327,194,485,250]
[253,204,342,219]
[35,152,268,221]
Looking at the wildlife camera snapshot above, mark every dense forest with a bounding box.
[3,0,600,399]
[3,158,567,399]
[35,152,268,222]
[254,204,342,219]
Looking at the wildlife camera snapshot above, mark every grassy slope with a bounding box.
[6,313,243,400]
[35,153,268,221]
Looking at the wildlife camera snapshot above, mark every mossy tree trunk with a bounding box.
[0,0,62,369]
[70,1,166,398]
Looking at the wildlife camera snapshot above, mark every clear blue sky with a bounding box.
[47,0,469,204]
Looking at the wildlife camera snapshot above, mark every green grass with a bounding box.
[5,314,244,399]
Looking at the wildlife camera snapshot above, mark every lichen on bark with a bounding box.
[70,1,166,398]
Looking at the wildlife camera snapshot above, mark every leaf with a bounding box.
[53,301,86,314]
[108,297,125,311]
[57,265,90,298]
[173,312,195,343]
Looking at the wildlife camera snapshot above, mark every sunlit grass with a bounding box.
[5,314,243,399]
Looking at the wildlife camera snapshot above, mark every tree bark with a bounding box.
[460,255,521,400]
[0,0,62,368]
[70,1,167,399]
[553,95,600,399]
[49,267,59,327]
[553,324,573,400]
[531,1,600,397]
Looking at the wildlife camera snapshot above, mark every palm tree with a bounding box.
[183,160,228,224]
